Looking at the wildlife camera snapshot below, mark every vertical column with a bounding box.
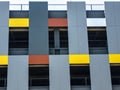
[0,2,9,65]
[67,2,89,64]
[90,55,112,90]
[29,2,49,64]
[49,55,70,90]
[7,56,28,90]
[105,2,120,63]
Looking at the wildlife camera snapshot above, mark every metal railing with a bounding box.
[9,4,104,11]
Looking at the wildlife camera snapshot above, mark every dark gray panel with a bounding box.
[29,2,48,55]
[30,87,49,90]
[67,2,89,54]
[72,86,90,90]
[0,2,9,27]
[29,28,48,54]
[90,55,112,90]
[29,2,48,27]
[49,55,70,90]
[10,11,29,18]
[0,29,9,55]
[86,11,105,18]
[7,56,28,90]
[113,86,120,90]
[0,88,6,90]
[105,2,120,53]
[48,11,67,18]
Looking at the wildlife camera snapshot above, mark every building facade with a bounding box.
[0,1,120,90]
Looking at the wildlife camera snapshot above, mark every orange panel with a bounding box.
[29,55,49,64]
[48,18,67,27]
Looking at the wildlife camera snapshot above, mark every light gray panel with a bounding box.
[105,2,120,27]
[90,55,112,90]
[7,56,28,90]
[0,29,9,55]
[29,28,49,54]
[49,55,70,90]
[0,2,9,27]
[105,2,120,53]
[67,2,89,54]
[106,27,120,53]
[29,2,48,27]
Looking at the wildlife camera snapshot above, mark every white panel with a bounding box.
[87,18,106,27]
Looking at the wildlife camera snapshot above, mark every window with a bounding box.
[49,28,68,55]
[9,29,28,55]
[88,28,108,54]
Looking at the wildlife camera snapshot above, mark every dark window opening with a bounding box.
[60,31,68,48]
[111,65,120,85]
[9,30,28,55]
[88,30,108,54]
[0,66,7,87]
[49,31,54,48]
[29,65,49,86]
[70,65,90,86]
[49,29,68,55]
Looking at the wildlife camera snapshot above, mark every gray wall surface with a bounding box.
[49,55,70,90]
[0,2,9,55]
[29,2,49,55]
[105,2,120,53]
[7,56,28,90]
[67,2,89,54]
[90,55,112,90]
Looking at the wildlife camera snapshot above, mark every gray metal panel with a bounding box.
[113,85,120,90]
[29,2,48,55]
[49,55,70,90]
[0,29,9,55]
[29,2,48,27]
[0,2,9,27]
[67,2,89,54]
[72,86,90,90]
[90,55,112,90]
[105,2,120,53]
[0,87,6,90]
[7,56,28,90]
[30,86,49,90]
[0,2,9,55]
[29,28,49,54]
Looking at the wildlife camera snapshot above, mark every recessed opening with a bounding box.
[29,65,49,86]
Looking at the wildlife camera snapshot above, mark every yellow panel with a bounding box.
[9,18,29,27]
[109,54,120,63]
[0,56,8,65]
[69,54,90,64]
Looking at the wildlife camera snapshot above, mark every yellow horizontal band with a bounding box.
[0,56,8,65]
[109,54,120,63]
[9,18,29,27]
[69,54,90,64]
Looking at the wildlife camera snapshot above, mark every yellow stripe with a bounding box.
[0,56,8,65]
[109,54,120,63]
[9,18,29,27]
[69,54,90,64]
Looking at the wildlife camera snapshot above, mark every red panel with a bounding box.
[29,55,49,64]
[48,18,67,27]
